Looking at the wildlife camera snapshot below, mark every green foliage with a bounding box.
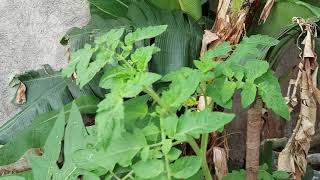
[3,27,290,180]
[223,164,290,180]
[0,96,99,166]
[203,35,290,120]
[0,65,99,144]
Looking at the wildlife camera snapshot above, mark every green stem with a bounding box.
[160,113,172,180]
[201,133,212,180]
[121,171,134,180]
[143,86,162,106]
[188,135,212,180]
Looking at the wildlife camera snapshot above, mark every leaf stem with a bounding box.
[121,170,134,180]
[143,86,162,106]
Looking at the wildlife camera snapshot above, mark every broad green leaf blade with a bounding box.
[256,71,290,120]
[127,2,203,75]
[175,109,235,138]
[0,96,99,166]
[163,115,178,138]
[0,65,96,144]
[29,110,66,180]
[272,171,290,179]
[206,77,236,108]
[147,0,202,20]
[96,93,124,148]
[170,156,201,179]
[132,159,164,178]
[0,176,25,180]
[125,25,168,46]
[241,82,257,108]
[223,169,246,180]
[167,147,182,161]
[73,131,147,171]
[142,123,160,142]
[53,103,88,179]
[89,0,131,19]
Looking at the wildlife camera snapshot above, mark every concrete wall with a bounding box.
[0,0,90,124]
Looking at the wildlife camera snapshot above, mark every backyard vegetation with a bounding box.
[0,0,320,180]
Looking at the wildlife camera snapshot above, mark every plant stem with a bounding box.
[187,135,212,180]
[121,170,134,180]
[143,86,162,106]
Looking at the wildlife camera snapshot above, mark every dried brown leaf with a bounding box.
[213,147,228,180]
[258,0,275,24]
[15,82,26,105]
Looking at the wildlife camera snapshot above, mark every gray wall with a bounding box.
[0,0,90,124]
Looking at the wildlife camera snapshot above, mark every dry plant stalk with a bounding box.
[213,147,229,179]
[278,18,319,179]
[258,0,275,24]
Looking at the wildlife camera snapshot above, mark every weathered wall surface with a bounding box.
[0,0,90,124]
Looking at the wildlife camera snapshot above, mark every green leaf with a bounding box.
[131,45,161,71]
[258,170,273,180]
[125,25,168,46]
[123,72,162,97]
[73,131,147,171]
[223,170,246,180]
[244,60,270,82]
[206,77,236,108]
[96,93,124,148]
[128,2,203,75]
[175,109,235,139]
[149,0,203,20]
[140,146,150,162]
[0,66,94,144]
[194,59,220,73]
[167,147,182,161]
[0,96,99,166]
[272,171,290,179]
[0,176,25,180]
[53,103,89,179]
[133,159,164,178]
[241,82,257,108]
[163,115,178,138]
[124,95,149,129]
[201,42,233,61]
[29,110,65,180]
[242,35,279,46]
[62,44,95,78]
[142,123,160,142]
[256,71,290,120]
[88,0,131,19]
[170,156,201,179]
[160,68,202,109]
[162,139,172,154]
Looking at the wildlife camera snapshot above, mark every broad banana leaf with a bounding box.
[0,65,102,144]
[128,1,203,75]
[148,0,202,20]
[0,96,99,166]
[252,0,320,37]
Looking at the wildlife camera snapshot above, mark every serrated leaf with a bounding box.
[206,77,236,107]
[244,60,269,82]
[272,171,290,179]
[175,109,235,138]
[131,45,161,71]
[163,115,178,138]
[73,131,147,171]
[256,71,290,120]
[170,156,201,179]
[194,59,220,73]
[223,170,246,180]
[123,72,162,98]
[201,42,232,61]
[125,25,168,45]
[167,147,182,161]
[96,93,124,148]
[241,82,257,108]
[160,68,202,109]
[258,170,273,180]
[133,159,164,179]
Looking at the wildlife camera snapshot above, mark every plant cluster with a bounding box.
[6,26,287,180]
